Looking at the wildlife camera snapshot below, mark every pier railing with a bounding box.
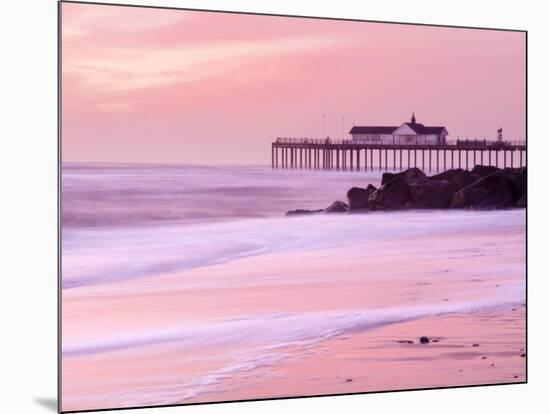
[275,137,525,148]
[276,137,352,145]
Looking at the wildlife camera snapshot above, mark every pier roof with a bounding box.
[404,123,447,134]
[349,126,397,134]
[349,124,447,135]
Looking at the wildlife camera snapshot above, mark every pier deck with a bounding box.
[271,138,526,173]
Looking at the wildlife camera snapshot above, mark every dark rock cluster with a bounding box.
[285,166,526,216]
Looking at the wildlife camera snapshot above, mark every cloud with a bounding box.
[62,3,189,38]
[64,35,352,94]
[61,2,375,98]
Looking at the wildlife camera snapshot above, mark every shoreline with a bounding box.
[61,304,526,411]
[189,306,526,404]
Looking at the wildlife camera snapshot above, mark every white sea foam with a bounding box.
[64,284,524,358]
[62,209,525,289]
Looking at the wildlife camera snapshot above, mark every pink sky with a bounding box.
[62,3,526,165]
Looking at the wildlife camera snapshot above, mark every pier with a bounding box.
[271,138,526,173]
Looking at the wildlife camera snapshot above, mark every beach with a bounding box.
[202,307,526,403]
[61,164,526,412]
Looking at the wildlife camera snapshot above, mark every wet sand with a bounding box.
[197,307,526,403]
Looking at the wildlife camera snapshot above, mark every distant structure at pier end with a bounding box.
[350,113,448,145]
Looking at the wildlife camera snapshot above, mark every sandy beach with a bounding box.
[61,194,525,411]
[199,307,525,404]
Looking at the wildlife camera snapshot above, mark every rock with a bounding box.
[381,168,427,185]
[449,172,521,209]
[481,167,526,201]
[430,168,465,182]
[397,340,414,344]
[496,167,526,196]
[515,194,526,207]
[285,166,526,216]
[471,165,499,177]
[472,343,480,347]
[368,175,417,210]
[419,336,430,344]
[520,353,526,358]
[448,169,481,190]
[403,167,428,181]
[366,183,377,193]
[371,167,463,210]
[431,169,481,193]
[345,378,353,382]
[408,178,456,208]
[285,209,324,216]
[346,184,376,210]
[511,167,527,196]
[325,200,349,213]
[381,172,397,186]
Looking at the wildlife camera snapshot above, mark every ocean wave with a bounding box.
[63,286,524,358]
[62,209,525,289]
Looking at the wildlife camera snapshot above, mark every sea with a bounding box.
[61,162,526,410]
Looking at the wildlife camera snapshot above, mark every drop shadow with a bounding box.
[33,397,58,412]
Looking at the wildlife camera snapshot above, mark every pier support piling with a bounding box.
[520,150,523,167]
[422,150,425,171]
[370,149,373,172]
[272,139,525,174]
